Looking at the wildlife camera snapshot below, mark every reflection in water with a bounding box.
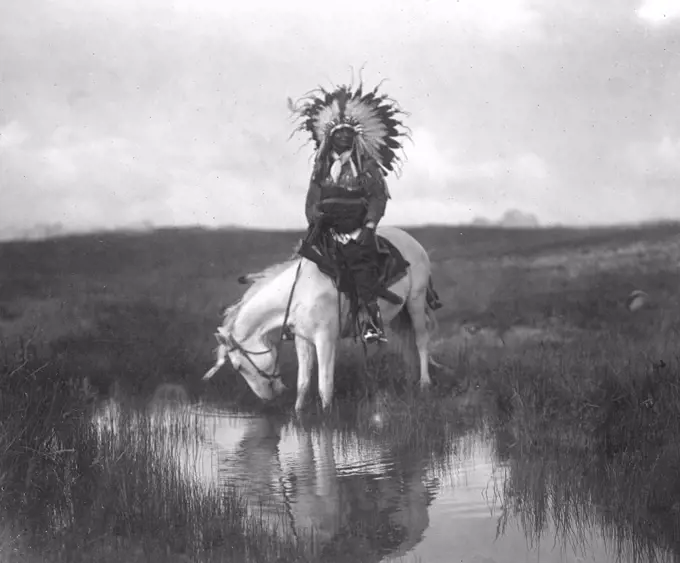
[199,411,440,561]
[93,399,678,563]
[495,446,677,563]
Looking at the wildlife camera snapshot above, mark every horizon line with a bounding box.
[2,218,680,244]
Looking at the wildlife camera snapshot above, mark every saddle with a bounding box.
[297,234,410,305]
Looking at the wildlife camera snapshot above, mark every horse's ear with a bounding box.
[238,271,267,285]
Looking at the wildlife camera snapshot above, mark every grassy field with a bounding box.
[2,221,680,561]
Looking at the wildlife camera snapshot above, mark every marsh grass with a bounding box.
[473,331,680,457]
[0,348,311,563]
[3,224,680,561]
[493,445,678,563]
[468,326,680,562]
[3,330,680,562]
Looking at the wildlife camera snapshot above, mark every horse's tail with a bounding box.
[425,298,439,337]
[427,274,442,330]
[426,275,443,311]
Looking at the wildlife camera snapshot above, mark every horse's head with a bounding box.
[203,327,287,401]
[203,258,301,401]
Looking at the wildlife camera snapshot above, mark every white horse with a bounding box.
[203,226,440,414]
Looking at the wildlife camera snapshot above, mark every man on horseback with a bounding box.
[289,81,409,344]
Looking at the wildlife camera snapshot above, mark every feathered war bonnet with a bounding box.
[288,80,410,178]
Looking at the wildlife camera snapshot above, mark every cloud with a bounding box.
[383,197,475,226]
[657,135,680,162]
[443,0,543,36]
[1,0,680,237]
[162,172,302,229]
[0,121,30,149]
[171,0,543,36]
[406,129,549,188]
[628,135,680,178]
[637,0,680,23]
[0,116,303,232]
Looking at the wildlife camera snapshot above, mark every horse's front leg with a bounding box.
[315,331,338,413]
[295,335,315,415]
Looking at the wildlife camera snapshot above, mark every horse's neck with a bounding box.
[234,265,297,341]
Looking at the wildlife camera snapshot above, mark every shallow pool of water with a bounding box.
[173,405,669,563]
[93,399,675,562]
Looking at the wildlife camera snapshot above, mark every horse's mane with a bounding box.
[222,256,300,333]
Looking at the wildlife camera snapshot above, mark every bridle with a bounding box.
[222,259,303,382]
[223,332,282,382]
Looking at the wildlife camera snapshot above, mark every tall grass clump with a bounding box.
[0,340,309,563]
[0,338,98,542]
[492,436,679,563]
[475,329,680,562]
[467,327,680,458]
[79,401,305,563]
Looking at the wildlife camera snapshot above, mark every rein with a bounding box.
[226,260,303,381]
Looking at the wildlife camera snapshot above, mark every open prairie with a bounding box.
[2,222,680,562]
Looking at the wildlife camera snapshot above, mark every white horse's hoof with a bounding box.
[419,379,432,391]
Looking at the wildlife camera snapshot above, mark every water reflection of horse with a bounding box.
[205,412,438,561]
[203,226,442,414]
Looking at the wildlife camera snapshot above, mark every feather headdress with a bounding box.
[288,81,410,176]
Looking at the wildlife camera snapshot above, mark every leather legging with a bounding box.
[337,235,380,303]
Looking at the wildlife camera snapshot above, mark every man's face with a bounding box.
[330,128,355,152]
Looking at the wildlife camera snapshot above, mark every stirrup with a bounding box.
[281,325,294,341]
[362,325,387,344]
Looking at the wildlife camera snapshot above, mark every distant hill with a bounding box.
[471,217,493,227]
[471,209,540,228]
[0,221,159,242]
[499,209,540,228]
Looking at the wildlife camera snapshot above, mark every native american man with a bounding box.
[290,82,409,344]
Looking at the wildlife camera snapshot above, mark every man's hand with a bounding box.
[356,224,375,245]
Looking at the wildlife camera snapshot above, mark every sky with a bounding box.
[1,0,680,237]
